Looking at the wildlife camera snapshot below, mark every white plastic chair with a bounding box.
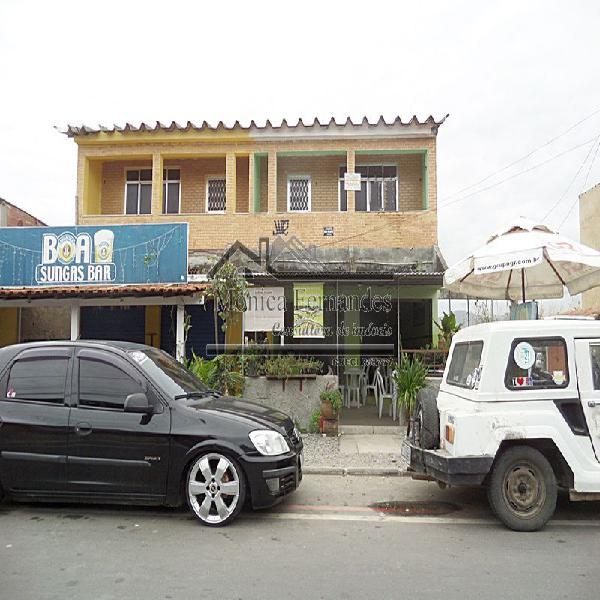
[376,370,396,420]
[363,366,379,407]
[345,371,361,408]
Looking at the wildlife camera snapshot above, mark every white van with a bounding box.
[402,319,600,531]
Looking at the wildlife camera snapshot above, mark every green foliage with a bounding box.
[241,341,268,376]
[265,355,323,378]
[212,261,248,332]
[319,388,343,415]
[186,353,245,397]
[211,355,245,397]
[185,352,217,385]
[309,409,322,434]
[434,311,461,348]
[394,353,427,416]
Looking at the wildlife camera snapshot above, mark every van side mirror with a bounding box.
[124,392,153,414]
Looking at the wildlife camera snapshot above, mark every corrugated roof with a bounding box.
[0,282,211,301]
[62,114,449,138]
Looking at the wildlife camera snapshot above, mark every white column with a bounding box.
[176,303,186,363]
[70,303,80,341]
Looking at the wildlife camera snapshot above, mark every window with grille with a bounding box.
[162,168,181,214]
[338,166,397,212]
[207,177,226,212]
[125,169,152,215]
[287,176,311,212]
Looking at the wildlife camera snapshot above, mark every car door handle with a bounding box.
[587,401,600,408]
[74,422,92,436]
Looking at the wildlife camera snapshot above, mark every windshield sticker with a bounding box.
[6,387,16,398]
[552,370,566,385]
[514,342,536,370]
[129,351,148,365]
[513,376,533,387]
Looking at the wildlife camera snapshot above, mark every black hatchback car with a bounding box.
[0,341,303,526]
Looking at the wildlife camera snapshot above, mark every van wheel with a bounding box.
[413,388,439,449]
[487,446,557,532]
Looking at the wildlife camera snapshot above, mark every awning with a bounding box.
[0,282,211,301]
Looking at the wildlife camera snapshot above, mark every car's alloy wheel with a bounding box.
[187,452,245,526]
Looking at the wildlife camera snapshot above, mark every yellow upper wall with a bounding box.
[74,131,439,249]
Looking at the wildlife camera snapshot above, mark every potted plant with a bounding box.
[319,387,342,419]
[394,353,427,422]
[434,311,461,351]
[186,353,245,397]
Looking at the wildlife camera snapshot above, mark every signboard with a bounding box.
[293,283,324,338]
[0,223,188,287]
[244,287,285,332]
[344,172,362,191]
[323,226,334,237]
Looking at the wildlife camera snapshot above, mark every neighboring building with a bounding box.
[579,183,600,309]
[65,116,447,363]
[0,197,53,348]
[0,196,46,227]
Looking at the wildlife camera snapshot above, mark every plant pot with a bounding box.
[320,399,335,419]
[322,418,338,437]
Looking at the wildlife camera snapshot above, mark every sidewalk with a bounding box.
[302,432,409,475]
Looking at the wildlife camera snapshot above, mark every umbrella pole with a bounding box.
[521,268,526,303]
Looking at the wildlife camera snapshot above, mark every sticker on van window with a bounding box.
[466,366,482,389]
[514,342,536,370]
[513,376,533,387]
[6,387,16,398]
[552,370,566,385]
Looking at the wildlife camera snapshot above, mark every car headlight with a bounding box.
[249,430,290,456]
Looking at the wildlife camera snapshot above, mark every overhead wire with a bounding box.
[439,136,599,210]
[542,134,600,223]
[440,106,600,202]
[558,136,600,230]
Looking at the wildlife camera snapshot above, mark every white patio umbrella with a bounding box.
[444,217,600,302]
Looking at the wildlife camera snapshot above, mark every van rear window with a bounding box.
[505,337,568,390]
[447,341,483,388]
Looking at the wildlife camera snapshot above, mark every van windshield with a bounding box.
[447,341,484,388]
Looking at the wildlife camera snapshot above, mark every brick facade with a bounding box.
[0,198,46,226]
[75,130,439,252]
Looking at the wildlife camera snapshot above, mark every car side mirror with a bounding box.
[124,392,153,414]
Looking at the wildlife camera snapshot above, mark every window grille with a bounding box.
[288,177,311,212]
[207,178,226,212]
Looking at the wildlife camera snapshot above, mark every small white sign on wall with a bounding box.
[344,172,362,191]
[244,286,285,332]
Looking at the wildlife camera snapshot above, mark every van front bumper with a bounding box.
[402,441,494,486]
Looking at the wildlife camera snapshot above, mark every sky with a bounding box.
[1,0,600,311]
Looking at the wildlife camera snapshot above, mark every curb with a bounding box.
[303,466,412,477]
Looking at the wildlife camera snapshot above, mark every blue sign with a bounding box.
[0,223,188,287]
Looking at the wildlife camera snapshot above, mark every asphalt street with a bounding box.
[1,475,599,600]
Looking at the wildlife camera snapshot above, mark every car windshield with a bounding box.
[127,347,211,398]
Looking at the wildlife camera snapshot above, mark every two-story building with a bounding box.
[65,115,447,365]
